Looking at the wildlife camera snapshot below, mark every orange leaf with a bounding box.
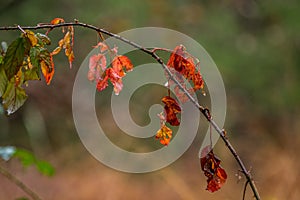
[167,45,204,96]
[51,46,61,56]
[200,146,227,192]
[40,55,54,85]
[112,55,133,77]
[162,96,181,126]
[66,48,74,68]
[51,18,65,25]
[192,71,204,90]
[155,124,172,146]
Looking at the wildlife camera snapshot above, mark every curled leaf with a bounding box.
[51,46,61,56]
[40,55,54,85]
[200,146,227,192]
[155,124,172,146]
[51,18,65,25]
[162,96,181,126]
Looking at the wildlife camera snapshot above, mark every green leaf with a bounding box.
[0,146,16,161]
[24,67,40,81]
[1,81,27,115]
[0,68,8,96]
[13,148,55,177]
[2,37,30,80]
[13,148,36,167]
[29,47,41,68]
[23,46,41,81]
[36,160,55,176]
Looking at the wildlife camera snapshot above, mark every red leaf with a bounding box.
[162,96,181,126]
[200,146,227,192]
[96,74,109,92]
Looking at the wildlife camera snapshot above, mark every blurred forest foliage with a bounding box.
[0,0,299,199]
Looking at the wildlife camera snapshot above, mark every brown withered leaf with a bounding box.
[200,146,227,192]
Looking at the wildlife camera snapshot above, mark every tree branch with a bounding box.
[0,21,261,200]
[0,164,42,200]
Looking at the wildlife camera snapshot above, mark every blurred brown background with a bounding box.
[0,0,300,199]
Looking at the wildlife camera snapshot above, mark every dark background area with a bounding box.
[0,0,299,199]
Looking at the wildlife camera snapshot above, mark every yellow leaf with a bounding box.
[25,30,38,47]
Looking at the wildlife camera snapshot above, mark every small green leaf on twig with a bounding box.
[13,148,55,177]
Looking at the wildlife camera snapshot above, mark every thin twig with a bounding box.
[17,25,26,34]
[0,164,42,200]
[243,180,250,200]
[0,21,261,200]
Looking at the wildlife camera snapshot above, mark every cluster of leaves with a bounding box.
[0,18,74,115]
[0,20,229,194]
[155,45,204,146]
[0,146,55,176]
[87,42,133,95]
[86,43,227,191]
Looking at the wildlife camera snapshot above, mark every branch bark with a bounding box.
[0,21,261,200]
[0,164,42,200]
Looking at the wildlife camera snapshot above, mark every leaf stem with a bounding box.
[0,21,261,200]
[0,164,42,200]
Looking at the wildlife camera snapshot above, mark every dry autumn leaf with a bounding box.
[162,96,181,126]
[155,124,172,146]
[200,146,227,192]
[50,18,65,25]
[24,30,38,47]
[40,55,54,85]
[88,54,107,81]
[166,45,204,102]
[112,55,133,77]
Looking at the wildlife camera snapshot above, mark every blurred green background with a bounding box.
[0,0,299,199]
